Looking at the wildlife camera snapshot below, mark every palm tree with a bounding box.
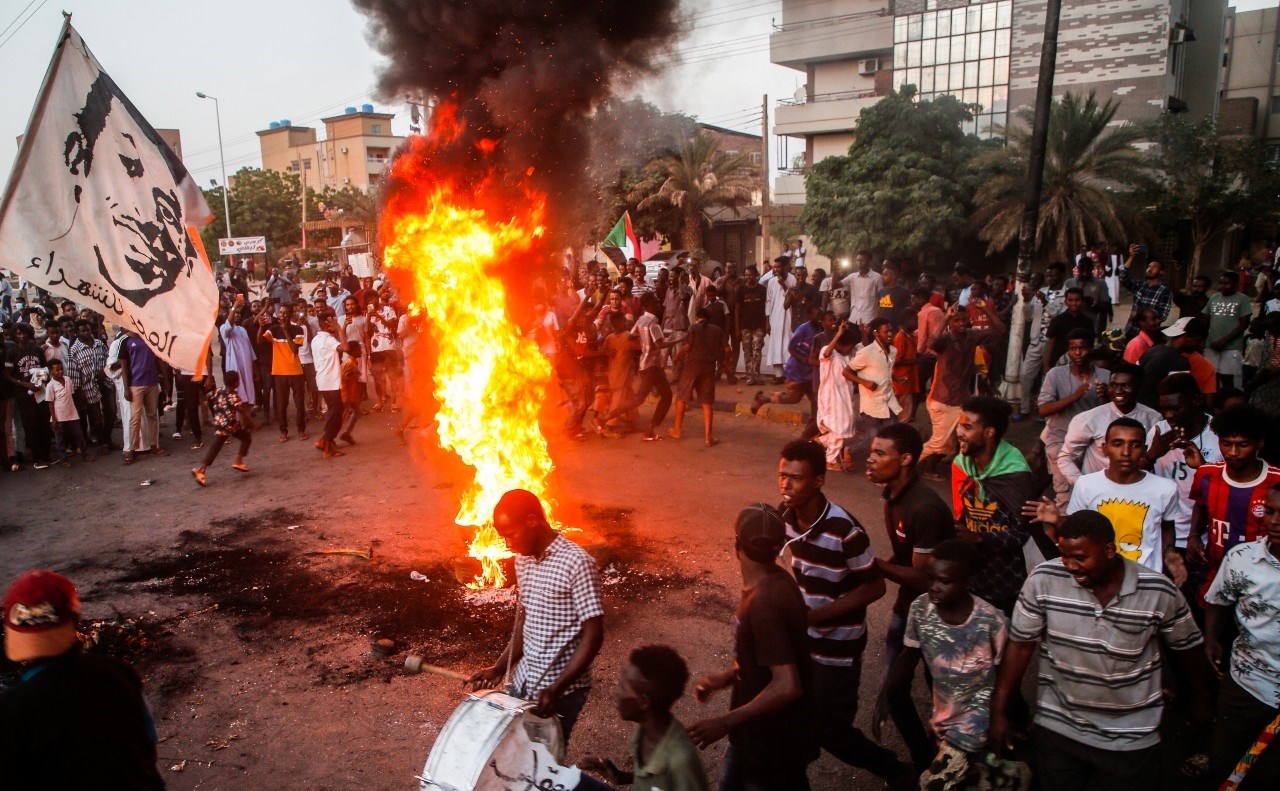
[631,132,758,253]
[970,91,1148,261]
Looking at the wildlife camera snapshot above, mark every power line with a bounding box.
[0,0,47,54]
[0,0,39,42]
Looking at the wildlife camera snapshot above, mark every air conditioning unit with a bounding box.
[340,146,349,154]
[859,58,879,76]
[1170,25,1196,44]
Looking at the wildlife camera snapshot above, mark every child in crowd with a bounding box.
[580,645,710,791]
[815,322,859,471]
[1242,317,1268,385]
[600,312,639,437]
[340,341,362,446]
[45,359,92,466]
[191,370,258,487]
[893,310,920,423]
[875,539,1028,790]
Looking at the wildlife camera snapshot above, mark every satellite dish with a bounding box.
[793,86,806,103]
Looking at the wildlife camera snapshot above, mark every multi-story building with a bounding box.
[771,0,1227,206]
[256,105,402,193]
[770,0,896,204]
[1220,3,1280,148]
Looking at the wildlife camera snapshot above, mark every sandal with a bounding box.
[191,468,207,487]
[232,463,250,473]
[122,453,136,465]
[154,448,169,457]
[1180,753,1209,779]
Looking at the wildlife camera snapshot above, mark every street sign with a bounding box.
[218,236,267,255]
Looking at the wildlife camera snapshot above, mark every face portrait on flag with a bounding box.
[0,23,216,373]
[62,73,199,309]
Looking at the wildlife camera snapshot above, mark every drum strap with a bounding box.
[502,588,521,691]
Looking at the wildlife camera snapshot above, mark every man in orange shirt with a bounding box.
[255,303,309,442]
[892,311,920,423]
[1169,317,1218,398]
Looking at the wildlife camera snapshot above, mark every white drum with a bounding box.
[419,690,578,791]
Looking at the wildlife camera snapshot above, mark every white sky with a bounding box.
[0,0,1274,191]
[0,0,799,190]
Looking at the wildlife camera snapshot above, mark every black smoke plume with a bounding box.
[352,0,682,248]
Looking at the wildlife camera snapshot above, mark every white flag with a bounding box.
[0,20,217,371]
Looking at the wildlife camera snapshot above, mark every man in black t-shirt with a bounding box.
[875,264,912,330]
[867,423,956,770]
[736,267,768,385]
[4,323,51,468]
[1043,288,1094,375]
[669,309,730,447]
[689,504,818,789]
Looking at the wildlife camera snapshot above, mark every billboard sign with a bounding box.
[218,236,267,256]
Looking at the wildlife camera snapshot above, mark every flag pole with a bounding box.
[0,14,74,233]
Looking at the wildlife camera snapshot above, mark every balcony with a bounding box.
[771,9,894,70]
[775,89,885,136]
[773,172,808,206]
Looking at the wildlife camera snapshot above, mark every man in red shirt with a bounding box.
[1189,405,1280,602]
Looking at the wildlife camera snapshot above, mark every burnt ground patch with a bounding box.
[86,503,725,689]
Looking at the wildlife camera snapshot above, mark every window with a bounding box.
[1271,96,1280,115]
[371,124,382,135]
[894,0,1013,138]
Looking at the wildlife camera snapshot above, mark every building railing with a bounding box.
[772,7,890,33]
[778,87,883,107]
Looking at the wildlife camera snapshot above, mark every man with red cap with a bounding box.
[0,570,165,789]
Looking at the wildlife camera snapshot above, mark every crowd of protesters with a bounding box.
[6,241,1280,790]
[0,260,415,485]
[522,243,1280,790]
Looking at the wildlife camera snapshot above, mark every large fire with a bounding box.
[380,104,557,588]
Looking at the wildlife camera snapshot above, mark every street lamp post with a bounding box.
[196,92,232,239]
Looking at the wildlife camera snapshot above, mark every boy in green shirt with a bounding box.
[581,645,709,791]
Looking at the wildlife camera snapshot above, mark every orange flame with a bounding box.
[380,109,555,588]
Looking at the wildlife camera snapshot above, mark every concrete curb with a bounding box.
[643,393,809,426]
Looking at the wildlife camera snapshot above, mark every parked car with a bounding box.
[642,249,691,286]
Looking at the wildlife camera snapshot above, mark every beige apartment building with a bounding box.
[256,105,402,193]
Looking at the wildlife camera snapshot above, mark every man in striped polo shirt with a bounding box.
[990,510,1213,791]
[775,440,911,785]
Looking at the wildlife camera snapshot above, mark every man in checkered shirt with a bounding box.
[468,490,604,743]
[1119,248,1173,339]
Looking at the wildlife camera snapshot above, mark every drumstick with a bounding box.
[404,655,469,681]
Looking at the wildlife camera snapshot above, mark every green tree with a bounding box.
[200,167,320,260]
[801,86,987,260]
[319,185,380,245]
[580,98,697,246]
[1138,114,1280,280]
[629,131,758,252]
[970,91,1147,261]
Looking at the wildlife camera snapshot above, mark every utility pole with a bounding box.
[759,93,771,273]
[297,150,309,252]
[1000,0,1063,405]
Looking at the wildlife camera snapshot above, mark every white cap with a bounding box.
[1162,316,1195,337]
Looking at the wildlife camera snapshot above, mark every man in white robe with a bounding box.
[763,256,796,377]
[219,306,257,405]
[816,324,858,468]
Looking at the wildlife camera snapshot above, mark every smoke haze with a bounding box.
[352,0,683,246]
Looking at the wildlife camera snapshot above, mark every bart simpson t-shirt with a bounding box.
[1067,470,1179,573]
